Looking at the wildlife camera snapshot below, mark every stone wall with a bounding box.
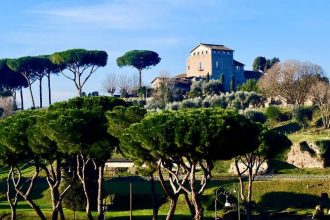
[287,142,325,168]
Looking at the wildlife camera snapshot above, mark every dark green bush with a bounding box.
[315,140,330,166]
[62,180,86,211]
[265,106,282,121]
[243,110,266,124]
[293,106,313,127]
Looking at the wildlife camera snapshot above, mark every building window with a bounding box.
[199,62,203,71]
[188,65,190,70]
[206,51,208,54]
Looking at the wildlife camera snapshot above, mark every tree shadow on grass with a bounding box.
[258,192,319,210]
[273,122,301,134]
[107,215,214,220]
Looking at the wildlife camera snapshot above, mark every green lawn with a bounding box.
[1,175,328,219]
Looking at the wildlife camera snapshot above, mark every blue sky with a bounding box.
[1,0,330,107]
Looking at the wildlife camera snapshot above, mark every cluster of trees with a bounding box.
[0,95,291,220]
[0,49,108,110]
[164,91,264,111]
[1,49,161,110]
[0,97,127,220]
[252,56,280,73]
[258,60,330,128]
[189,77,225,97]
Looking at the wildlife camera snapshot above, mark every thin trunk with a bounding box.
[51,188,60,220]
[158,164,178,220]
[20,87,24,110]
[191,193,204,220]
[190,164,204,220]
[238,176,245,201]
[166,195,178,220]
[7,166,18,220]
[247,169,253,203]
[139,69,142,88]
[27,79,35,108]
[97,164,105,220]
[19,192,46,220]
[184,192,195,217]
[10,205,17,220]
[12,90,17,111]
[15,174,46,220]
[78,87,82,97]
[59,206,65,220]
[150,174,159,220]
[48,73,52,105]
[39,78,43,108]
[83,180,93,220]
[77,154,94,220]
[246,169,253,220]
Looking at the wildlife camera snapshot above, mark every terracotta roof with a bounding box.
[190,43,234,53]
[233,59,245,66]
[244,70,263,79]
[175,73,187,78]
[151,76,170,84]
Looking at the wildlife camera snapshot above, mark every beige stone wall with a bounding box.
[287,142,325,168]
[151,78,162,88]
[187,45,212,77]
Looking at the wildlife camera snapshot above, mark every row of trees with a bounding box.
[0,97,127,220]
[0,49,161,109]
[0,96,290,220]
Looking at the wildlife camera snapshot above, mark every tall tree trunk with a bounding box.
[77,154,94,220]
[83,181,93,220]
[48,73,52,105]
[51,188,60,220]
[150,174,159,220]
[12,90,17,111]
[20,87,24,110]
[190,164,204,220]
[78,87,82,97]
[59,206,65,220]
[166,195,178,220]
[157,164,178,220]
[191,193,204,220]
[7,166,18,220]
[13,165,46,220]
[138,69,142,88]
[184,192,195,217]
[44,159,70,220]
[39,78,43,108]
[246,169,253,220]
[27,79,35,108]
[97,164,105,220]
[18,193,46,220]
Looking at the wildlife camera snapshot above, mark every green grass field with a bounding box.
[1,176,329,219]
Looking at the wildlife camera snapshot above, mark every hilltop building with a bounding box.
[186,43,245,90]
[151,43,261,91]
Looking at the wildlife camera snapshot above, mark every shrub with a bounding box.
[293,106,313,127]
[243,110,266,123]
[265,106,282,121]
[62,180,86,211]
[203,79,223,95]
[315,140,330,166]
[145,98,165,110]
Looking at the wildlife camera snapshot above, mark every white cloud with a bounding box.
[27,0,167,30]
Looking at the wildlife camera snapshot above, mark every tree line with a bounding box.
[0,96,291,220]
[0,49,160,110]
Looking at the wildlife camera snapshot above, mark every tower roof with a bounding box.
[190,43,234,53]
